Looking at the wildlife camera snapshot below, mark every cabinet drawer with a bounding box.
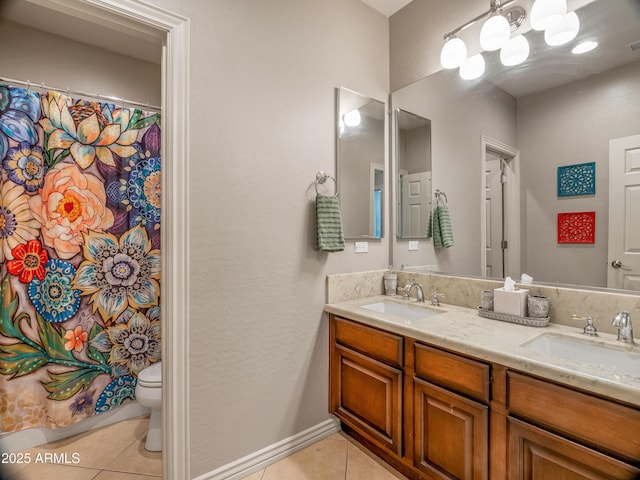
[333,316,403,368]
[414,343,490,403]
[507,371,640,463]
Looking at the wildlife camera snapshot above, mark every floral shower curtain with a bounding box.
[0,84,161,432]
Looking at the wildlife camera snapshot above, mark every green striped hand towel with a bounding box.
[316,195,345,252]
[426,205,454,248]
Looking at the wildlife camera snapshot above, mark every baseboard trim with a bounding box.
[193,417,341,480]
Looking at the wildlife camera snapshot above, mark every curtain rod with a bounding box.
[0,76,161,112]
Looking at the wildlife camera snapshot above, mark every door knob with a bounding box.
[611,260,631,270]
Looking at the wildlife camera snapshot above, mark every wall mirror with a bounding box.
[391,0,640,292]
[337,87,386,239]
[395,109,432,239]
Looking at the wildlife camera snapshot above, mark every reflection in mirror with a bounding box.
[337,87,386,239]
[395,109,432,239]
[391,0,640,292]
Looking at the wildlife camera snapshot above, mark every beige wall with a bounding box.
[149,0,389,476]
[3,1,389,477]
[519,61,640,287]
[0,19,161,106]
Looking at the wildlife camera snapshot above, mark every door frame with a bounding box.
[608,133,640,290]
[480,136,520,280]
[22,1,191,478]
[370,162,385,238]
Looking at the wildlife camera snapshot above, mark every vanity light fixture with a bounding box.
[544,11,579,46]
[440,0,526,76]
[441,0,581,80]
[530,0,566,31]
[479,11,511,51]
[440,36,468,69]
[440,0,514,70]
[572,40,598,54]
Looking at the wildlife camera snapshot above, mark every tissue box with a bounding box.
[493,288,529,317]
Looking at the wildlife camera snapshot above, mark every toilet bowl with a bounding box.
[135,361,162,451]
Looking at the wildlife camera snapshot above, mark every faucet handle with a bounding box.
[430,292,445,306]
[572,314,599,337]
[584,317,598,336]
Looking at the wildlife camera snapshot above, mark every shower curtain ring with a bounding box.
[26,80,31,91]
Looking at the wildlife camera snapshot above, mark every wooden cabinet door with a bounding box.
[331,344,403,456]
[413,378,488,480]
[508,417,640,480]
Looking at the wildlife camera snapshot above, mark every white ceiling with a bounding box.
[360,0,413,17]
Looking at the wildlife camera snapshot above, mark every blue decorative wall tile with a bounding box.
[557,162,596,197]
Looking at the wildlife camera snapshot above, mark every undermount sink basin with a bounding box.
[523,333,640,378]
[360,300,444,320]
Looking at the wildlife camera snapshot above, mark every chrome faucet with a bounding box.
[611,312,635,344]
[403,283,425,302]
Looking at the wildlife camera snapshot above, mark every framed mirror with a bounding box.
[337,87,386,239]
[395,109,432,239]
[390,0,640,292]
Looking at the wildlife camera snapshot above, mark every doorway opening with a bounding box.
[481,136,520,280]
[4,1,191,479]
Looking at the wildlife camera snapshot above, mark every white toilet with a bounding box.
[135,361,162,451]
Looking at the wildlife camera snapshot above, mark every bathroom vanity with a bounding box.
[325,296,640,480]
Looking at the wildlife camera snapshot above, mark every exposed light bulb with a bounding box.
[479,14,511,51]
[459,53,485,80]
[440,37,467,69]
[500,35,530,66]
[530,0,567,31]
[545,11,579,46]
[343,109,361,127]
[572,41,598,54]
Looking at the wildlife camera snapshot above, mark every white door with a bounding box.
[400,171,432,237]
[485,155,504,278]
[608,134,640,291]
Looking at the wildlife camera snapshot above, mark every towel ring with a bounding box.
[435,189,447,205]
[315,171,338,196]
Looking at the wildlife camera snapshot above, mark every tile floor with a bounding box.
[239,432,409,480]
[3,419,407,480]
[3,415,162,480]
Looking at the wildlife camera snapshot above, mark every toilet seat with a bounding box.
[137,362,162,388]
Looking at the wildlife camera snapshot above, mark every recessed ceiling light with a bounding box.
[572,41,598,54]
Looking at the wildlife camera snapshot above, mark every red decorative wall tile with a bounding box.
[558,211,595,244]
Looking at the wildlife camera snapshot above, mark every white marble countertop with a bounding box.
[325,295,640,408]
